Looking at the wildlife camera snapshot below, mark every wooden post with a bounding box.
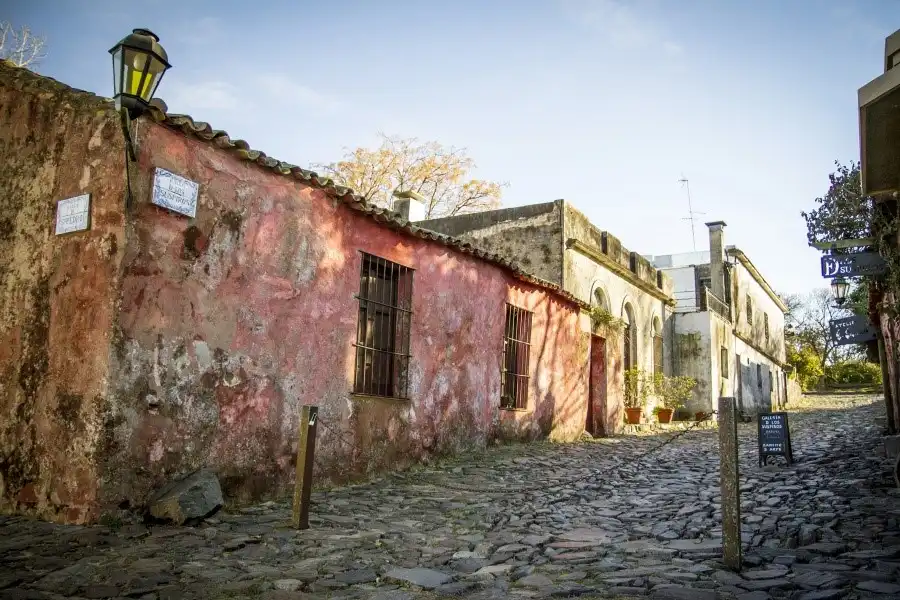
[292,405,318,530]
[718,396,742,571]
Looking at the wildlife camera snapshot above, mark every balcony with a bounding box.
[700,288,732,322]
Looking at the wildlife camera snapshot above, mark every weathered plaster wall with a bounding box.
[562,205,674,425]
[672,312,712,415]
[99,122,587,508]
[416,202,564,286]
[0,64,126,523]
[709,314,735,402]
[730,259,786,364]
[733,340,779,414]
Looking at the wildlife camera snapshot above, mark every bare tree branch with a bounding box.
[0,21,47,68]
[312,133,504,219]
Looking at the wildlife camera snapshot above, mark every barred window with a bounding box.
[501,304,532,409]
[764,313,770,343]
[746,295,754,326]
[353,253,413,398]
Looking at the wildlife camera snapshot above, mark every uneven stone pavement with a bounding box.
[2,393,900,600]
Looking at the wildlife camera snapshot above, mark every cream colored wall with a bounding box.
[566,250,670,375]
[731,261,786,363]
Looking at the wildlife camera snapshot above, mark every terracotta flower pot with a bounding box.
[656,408,674,424]
[625,407,642,424]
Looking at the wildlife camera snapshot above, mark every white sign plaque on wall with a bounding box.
[55,194,91,235]
[151,167,200,218]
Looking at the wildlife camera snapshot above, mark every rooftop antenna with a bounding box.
[678,174,705,251]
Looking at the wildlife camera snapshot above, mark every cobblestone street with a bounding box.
[2,393,900,600]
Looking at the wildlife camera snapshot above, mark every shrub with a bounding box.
[655,374,698,410]
[623,368,652,408]
[824,360,882,386]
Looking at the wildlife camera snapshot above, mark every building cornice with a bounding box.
[726,248,789,313]
[566,238,677,306]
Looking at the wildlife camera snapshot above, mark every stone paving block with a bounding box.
[383,568,452,589]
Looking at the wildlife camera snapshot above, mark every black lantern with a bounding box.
[831,277,850,306]
[109,29,170,118]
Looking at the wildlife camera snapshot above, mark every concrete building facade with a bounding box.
[649,223,789,416]
[418,201,677,434]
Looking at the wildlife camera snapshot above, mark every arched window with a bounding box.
[593,286,609,311]
[651,317,663,376]
[623,303,636,372]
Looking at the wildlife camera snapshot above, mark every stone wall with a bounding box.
[417,202,564,286]
[0,63,127,523]
[98,121,589,510]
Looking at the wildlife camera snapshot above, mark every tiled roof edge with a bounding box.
[145,107,589,310]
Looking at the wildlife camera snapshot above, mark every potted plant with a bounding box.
[623,368,651,424]
[656,375,697,423]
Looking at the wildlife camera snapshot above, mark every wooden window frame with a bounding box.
[501,304,533,410]
[353,253,413,399]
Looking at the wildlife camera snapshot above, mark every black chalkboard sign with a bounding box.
[758,412,793,466]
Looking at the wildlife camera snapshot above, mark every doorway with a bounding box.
[587,335,608,436]
[735,354,744,414]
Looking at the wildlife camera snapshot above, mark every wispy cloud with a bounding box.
[164,79,242,113]
[560,0,683,54]
[256,73,345,116]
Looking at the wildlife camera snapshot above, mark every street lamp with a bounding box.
[831,277,850,306]
[109,29,170,119]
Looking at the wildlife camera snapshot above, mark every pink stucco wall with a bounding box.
[100,120,589,507]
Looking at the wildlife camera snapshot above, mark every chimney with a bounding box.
[705,221,727,300]
[392,189,426,222]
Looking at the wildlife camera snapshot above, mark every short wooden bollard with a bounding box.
[292,405,318,530]
[718,396,742,571]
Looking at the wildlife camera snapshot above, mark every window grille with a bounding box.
[764,313,770,343]
[353,253,413,398]
[501,304,532,409]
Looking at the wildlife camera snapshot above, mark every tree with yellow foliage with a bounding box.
[313,134,505,219]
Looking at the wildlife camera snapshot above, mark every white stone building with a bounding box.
[648,222,789,416]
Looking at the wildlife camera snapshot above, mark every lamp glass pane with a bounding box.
[144,55,167,100]
[123,47,153,100]
[111,47,123,97]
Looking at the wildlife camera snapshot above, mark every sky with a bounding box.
[8,0,900,296]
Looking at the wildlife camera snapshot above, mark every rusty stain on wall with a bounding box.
[0,62,126,523]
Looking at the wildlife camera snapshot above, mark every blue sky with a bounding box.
[9,0,899,295]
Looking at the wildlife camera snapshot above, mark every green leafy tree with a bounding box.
[802,161,874,246]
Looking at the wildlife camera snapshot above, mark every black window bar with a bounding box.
[353,253,413,398]
[501,304,533,410]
